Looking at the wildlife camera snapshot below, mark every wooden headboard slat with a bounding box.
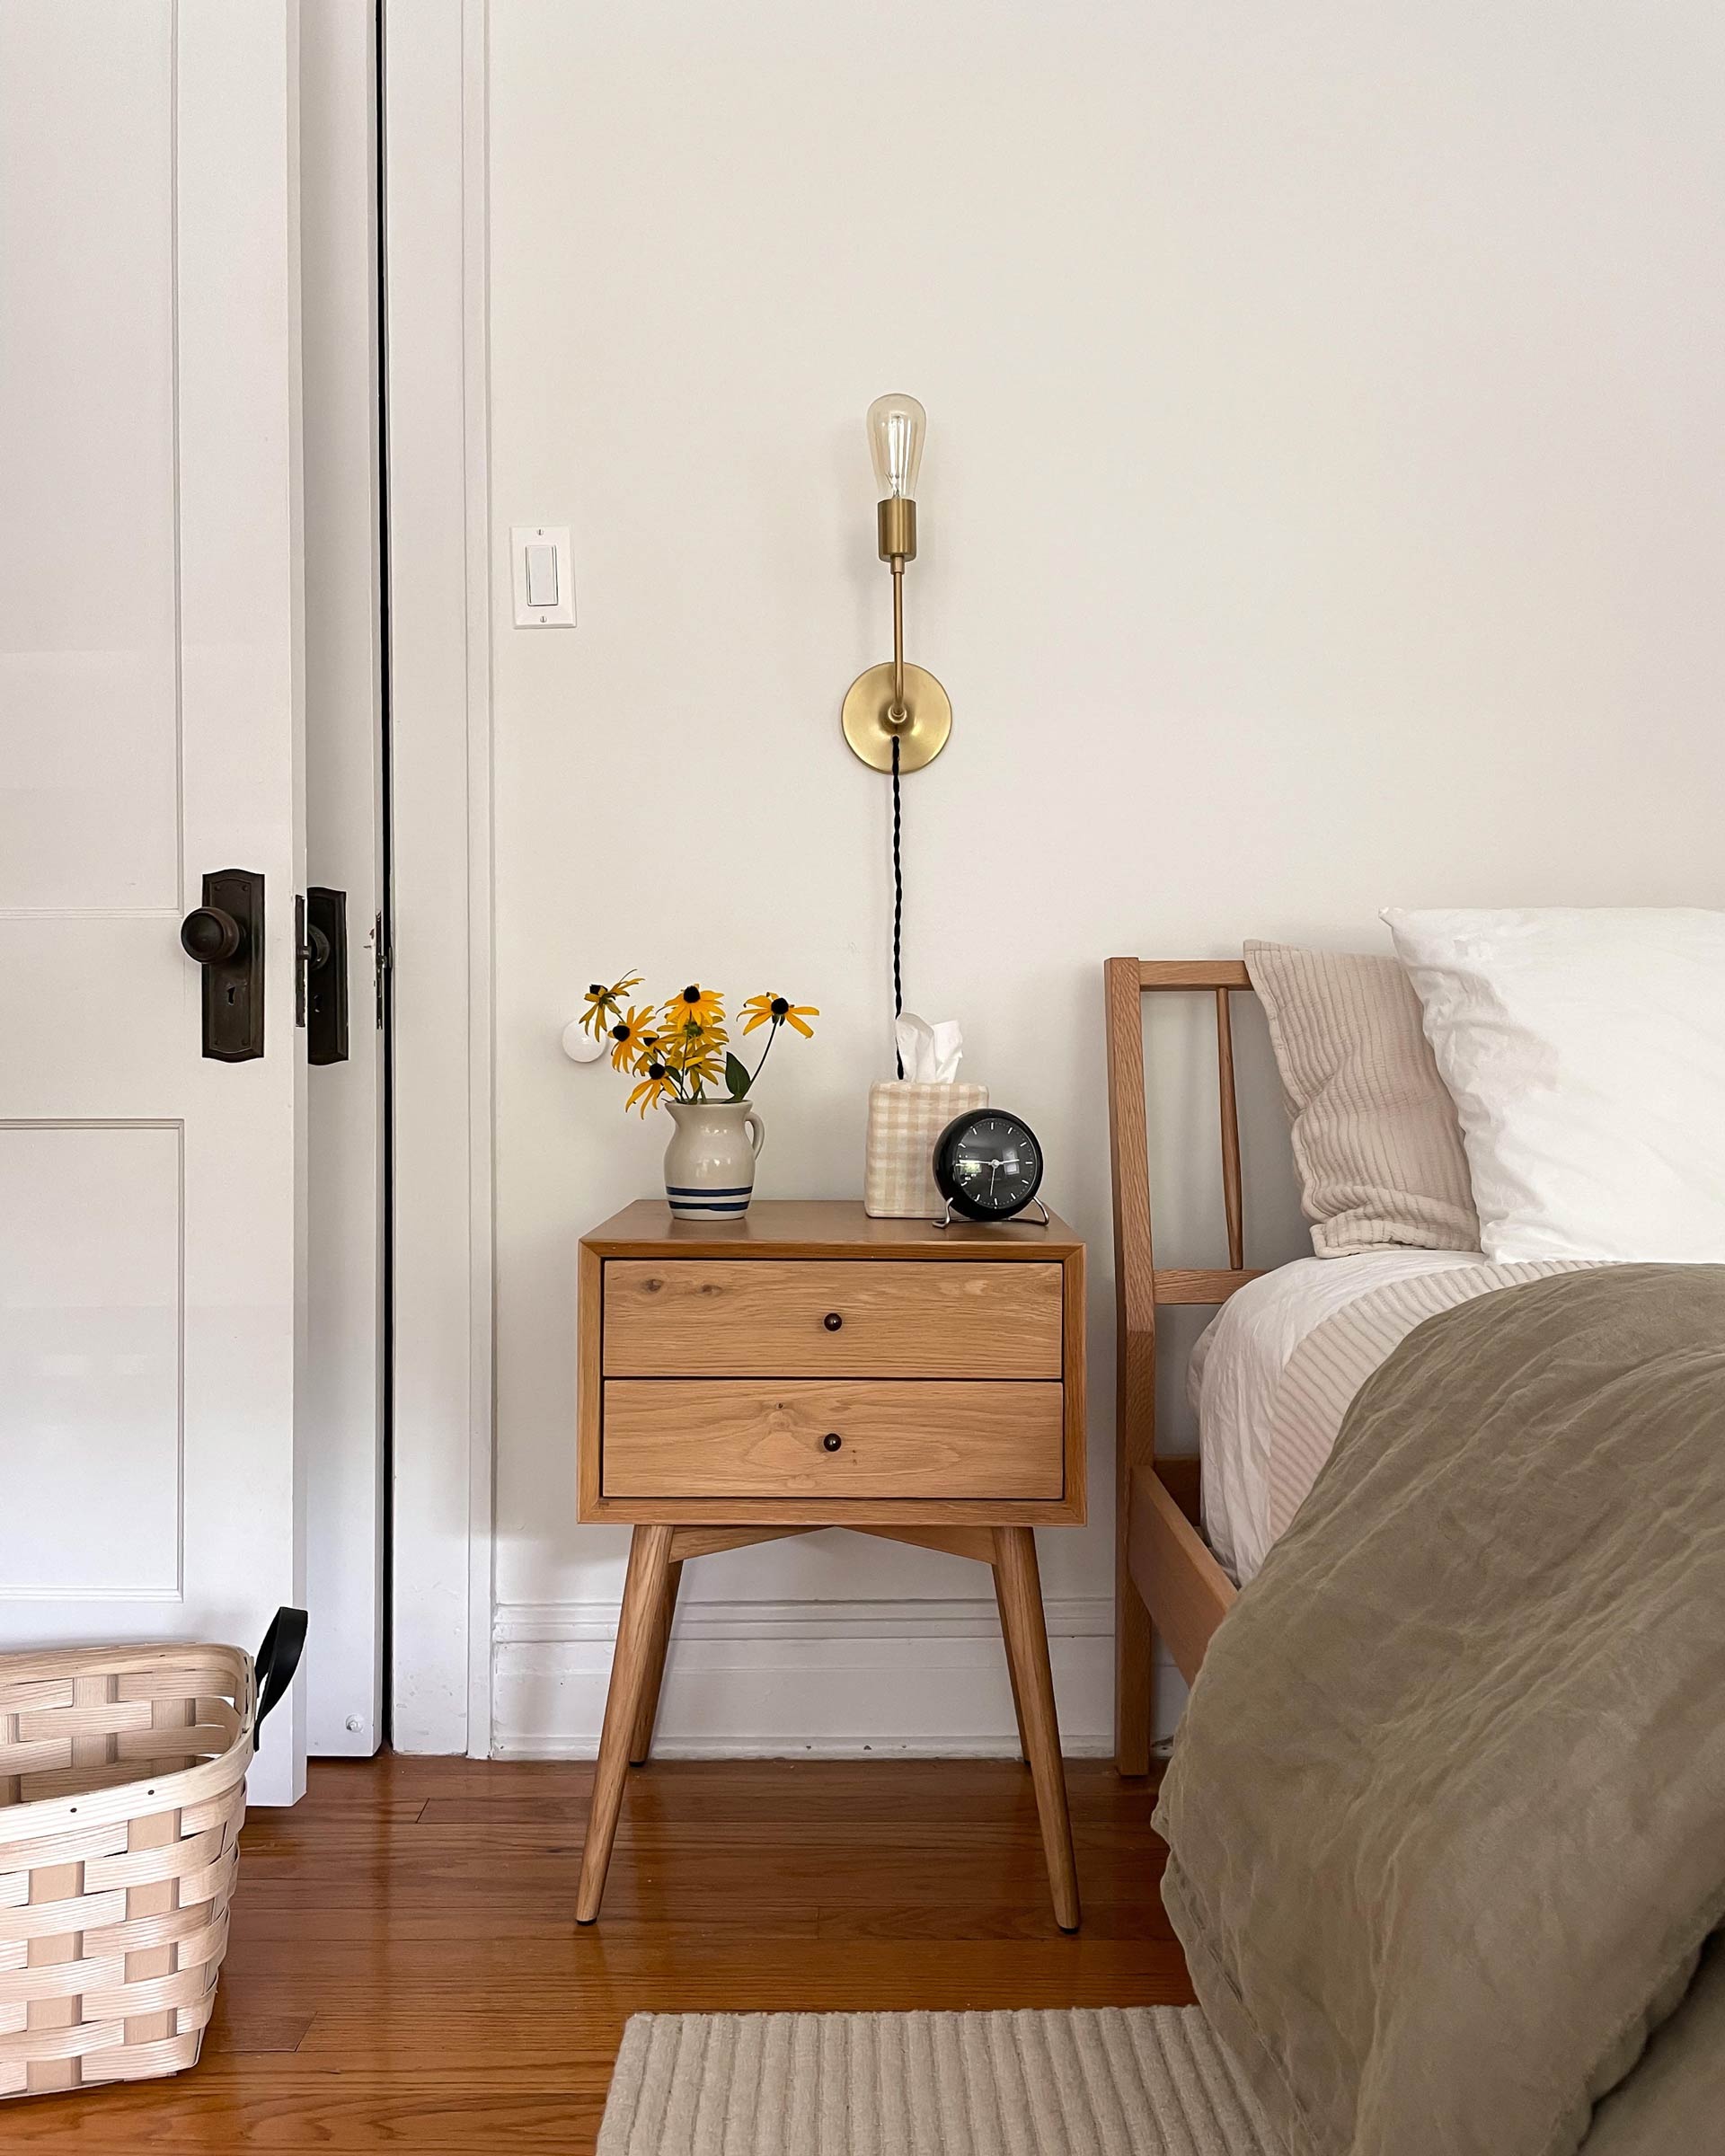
[1104,953,1259,1772]
[1103,957,1158,1774]
[1215,988,1244,1270]
[1137,959,1252,990]
[1153,1267,1264,1305]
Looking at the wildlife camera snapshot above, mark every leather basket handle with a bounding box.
[252,1606,307,1754]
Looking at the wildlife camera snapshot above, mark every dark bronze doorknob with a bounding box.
[823,1312,843,1331]
[180,906,243,965]
[822,1432,843,1453]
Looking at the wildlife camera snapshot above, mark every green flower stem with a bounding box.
[747,1018,783,1090]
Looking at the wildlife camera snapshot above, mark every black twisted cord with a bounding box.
[891,732,905,1077]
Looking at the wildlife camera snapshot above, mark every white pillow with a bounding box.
[1382,906,1725,1263]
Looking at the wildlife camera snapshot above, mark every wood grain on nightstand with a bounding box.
[601,1378,1065,1499]
[603,1259,1063,1377]
[582,1197,1083,1259]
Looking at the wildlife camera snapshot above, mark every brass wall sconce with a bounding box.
[842,394,951,773]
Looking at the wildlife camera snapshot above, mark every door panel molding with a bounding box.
[0,0,181,915]
[0,1121,185,1603]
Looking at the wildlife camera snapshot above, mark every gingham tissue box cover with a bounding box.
[864,1080,988,1218]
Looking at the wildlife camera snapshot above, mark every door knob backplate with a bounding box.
[303,887,349,1065]
[181,870,264,1062]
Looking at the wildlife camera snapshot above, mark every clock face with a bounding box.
[934,1110,1044,1220]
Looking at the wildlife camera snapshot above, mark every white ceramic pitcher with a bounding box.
[663,1099,765,1220]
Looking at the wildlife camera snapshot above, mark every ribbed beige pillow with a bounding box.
[1244,941,1479,1257]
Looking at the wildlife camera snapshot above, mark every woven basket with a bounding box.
[0,1613,303,2101]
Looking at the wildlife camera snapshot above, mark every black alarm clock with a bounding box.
[932,1109,1049,1225]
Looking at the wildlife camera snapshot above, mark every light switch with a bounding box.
[524,543,559,609]
[510,526,575,627]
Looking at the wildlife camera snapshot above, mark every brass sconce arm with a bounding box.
[890,559,906,722]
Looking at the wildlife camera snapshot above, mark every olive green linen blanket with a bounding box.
[1154,1265,1725,2156]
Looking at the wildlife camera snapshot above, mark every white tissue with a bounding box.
[894,1012,964,1083]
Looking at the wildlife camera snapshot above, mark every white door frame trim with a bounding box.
[381,0,494,1757]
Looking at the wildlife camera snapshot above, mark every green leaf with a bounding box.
[725,1053,752,1100]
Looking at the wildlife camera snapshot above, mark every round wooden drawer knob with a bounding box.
[822,1433,843,1453]
[823,1312,843,1331]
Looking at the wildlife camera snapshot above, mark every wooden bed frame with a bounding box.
[1105,957,1266,1774]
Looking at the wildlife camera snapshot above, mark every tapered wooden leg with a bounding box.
[992,1564,1031,1764]
[628,1559,683,1764]
[992,1527,1081,1931]
[577,1524,675,1923]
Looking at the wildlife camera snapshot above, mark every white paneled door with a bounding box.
[0,3,309,1804]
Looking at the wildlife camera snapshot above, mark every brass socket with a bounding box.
[876,497,917,562]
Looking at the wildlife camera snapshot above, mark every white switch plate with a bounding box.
[510,525,575,627]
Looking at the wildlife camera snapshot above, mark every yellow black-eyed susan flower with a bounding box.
[660,1013,726,1063]
[663,1020,726,1074]
[662,983,724,1034]
[680,1044,728,1094]
[607,1006,658,1072]
[741,993,818,1038]
[581,970,642,1038]
[625,1058,676,1116]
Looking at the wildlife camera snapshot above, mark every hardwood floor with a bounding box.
[7,1751,1190,2152]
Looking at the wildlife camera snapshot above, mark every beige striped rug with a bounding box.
[597,2007,1282,2154]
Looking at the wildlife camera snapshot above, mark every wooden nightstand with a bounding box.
[575,1199,1087,1929]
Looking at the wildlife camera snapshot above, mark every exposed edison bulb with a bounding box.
[865,393,926,500]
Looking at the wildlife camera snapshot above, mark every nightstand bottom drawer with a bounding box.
[600,1380,1064,1500]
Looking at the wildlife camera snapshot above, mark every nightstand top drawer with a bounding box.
[601,1380,1064,1501]
[603,1259,1063,1379]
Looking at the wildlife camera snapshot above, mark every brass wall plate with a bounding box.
[841,661,952,773]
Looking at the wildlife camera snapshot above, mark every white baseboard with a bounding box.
[491,1592,1170,1761]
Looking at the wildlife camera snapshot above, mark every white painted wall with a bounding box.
[482,0,1725,1755]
